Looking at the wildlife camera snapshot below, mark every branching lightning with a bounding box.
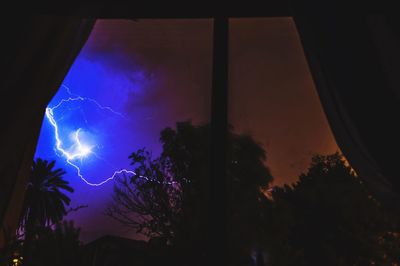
[46,84,179,186]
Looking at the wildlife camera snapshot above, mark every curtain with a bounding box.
[0,14,94,246]
[292,3,400,207]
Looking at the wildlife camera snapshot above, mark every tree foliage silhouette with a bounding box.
[106,121,273,263]
[106,148,183,241]
[264,153,400,266]
[21,159,73,230]
[20,158,73,263]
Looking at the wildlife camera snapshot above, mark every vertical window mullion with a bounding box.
[209,16,229,266]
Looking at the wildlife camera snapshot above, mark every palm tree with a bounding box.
[20,158,73,259]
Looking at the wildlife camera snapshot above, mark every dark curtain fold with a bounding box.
[292,3,400,207]
[0,14,95,246]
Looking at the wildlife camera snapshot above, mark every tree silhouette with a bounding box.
[105,121,273,264]
[264,153,400,266]
[106,148,183,242]
[20,158,73,263]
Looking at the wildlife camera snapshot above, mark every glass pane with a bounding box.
[228,17,400,266]
[228,17,346,265]
[29,19,212,264]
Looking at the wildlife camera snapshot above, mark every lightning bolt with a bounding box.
[46,84,180,186]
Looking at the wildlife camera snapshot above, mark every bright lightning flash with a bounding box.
[45,85,180,187]
[73,128,93,158]
[46,85,181,186]
[45,86,128,186]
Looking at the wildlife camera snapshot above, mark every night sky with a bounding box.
[34,18,339,242]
